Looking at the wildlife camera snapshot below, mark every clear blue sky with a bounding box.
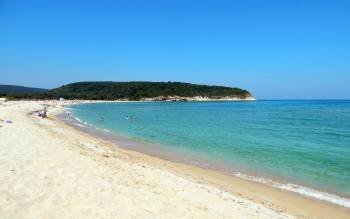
[1,0,349,99]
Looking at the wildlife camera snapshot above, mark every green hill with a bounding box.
[2,81,253,100]
[47,81,252,100]
[0,85,48,95]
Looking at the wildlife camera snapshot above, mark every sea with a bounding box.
[62,100,350,208]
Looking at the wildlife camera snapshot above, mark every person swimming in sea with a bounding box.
[126,115,136,120]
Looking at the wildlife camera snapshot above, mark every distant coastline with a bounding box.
[36,95,256,106]
[138,95,256,102]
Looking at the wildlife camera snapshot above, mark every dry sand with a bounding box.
[0,101,348,218]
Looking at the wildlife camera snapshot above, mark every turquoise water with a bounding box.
[68,100,350,207]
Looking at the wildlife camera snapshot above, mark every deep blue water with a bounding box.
[68,100,350,207]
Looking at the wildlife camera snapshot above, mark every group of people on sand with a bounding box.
[0,118,12,127]
[36,107,48,118]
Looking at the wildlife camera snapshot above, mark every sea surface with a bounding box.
[65,100,350,207]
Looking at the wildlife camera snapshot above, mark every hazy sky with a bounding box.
[1,0,349,99]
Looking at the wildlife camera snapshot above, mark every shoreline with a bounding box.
[58,101,350,218]
[60,106,350,209]
[1,101,349,218]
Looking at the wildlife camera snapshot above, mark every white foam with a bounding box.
[233,172,350,208]
[75,123,86,128]
[75,117,82,123]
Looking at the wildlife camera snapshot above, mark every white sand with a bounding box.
[0,101,291,218]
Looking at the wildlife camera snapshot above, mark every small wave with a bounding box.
[323,132,350,138]
[233,172,350,208]
[103,129,111,133]
[75,123,87,128]
[75,117,82,123]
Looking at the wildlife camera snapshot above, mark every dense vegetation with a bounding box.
[1,81,252,100]
[0,85,48,95]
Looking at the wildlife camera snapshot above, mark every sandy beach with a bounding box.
[0,101,349,218]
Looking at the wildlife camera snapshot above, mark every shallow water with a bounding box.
[66,100,350,207]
